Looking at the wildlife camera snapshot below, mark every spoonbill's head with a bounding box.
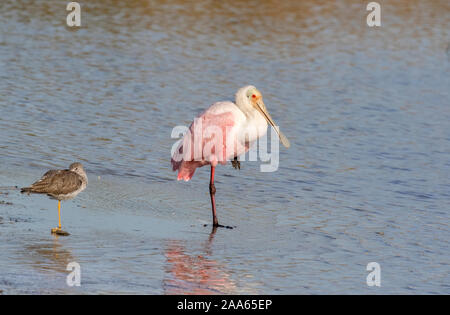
[237,85,290,148]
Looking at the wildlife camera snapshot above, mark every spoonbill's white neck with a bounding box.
[235,85,257,117]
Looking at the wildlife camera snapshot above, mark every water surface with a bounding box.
[0,0,449,294]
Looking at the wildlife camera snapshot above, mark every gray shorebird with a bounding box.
[21,162,88,236]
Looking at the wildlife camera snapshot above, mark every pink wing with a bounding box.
[171,102,246,181]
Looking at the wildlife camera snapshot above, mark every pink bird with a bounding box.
[171,85,290,228]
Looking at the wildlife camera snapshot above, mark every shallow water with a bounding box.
[0,0,449,294]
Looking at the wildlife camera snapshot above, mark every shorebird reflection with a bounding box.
[25,237,76,274]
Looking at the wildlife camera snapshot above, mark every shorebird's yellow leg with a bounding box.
[58,200,61,230]
[51,201,61,233]
[51,201,69,235]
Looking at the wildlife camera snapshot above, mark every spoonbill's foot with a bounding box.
[217,224,234,229]
[204,223,234,229]
[51,227,70,236]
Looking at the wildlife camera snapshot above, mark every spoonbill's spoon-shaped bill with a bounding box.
[250,91,290,148]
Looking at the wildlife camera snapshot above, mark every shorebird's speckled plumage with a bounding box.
[21,162,87,200]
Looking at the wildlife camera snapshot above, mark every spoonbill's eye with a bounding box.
[252,94,256,98]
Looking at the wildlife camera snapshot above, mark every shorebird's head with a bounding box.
[236,85,290,148]
[69,162,86,177]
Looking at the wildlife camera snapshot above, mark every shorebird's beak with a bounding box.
[255,99,290,148]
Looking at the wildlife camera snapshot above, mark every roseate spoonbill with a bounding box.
[21,162,88,236]
[171,85,290,228]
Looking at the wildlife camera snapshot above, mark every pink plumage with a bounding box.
[171,101,245,181]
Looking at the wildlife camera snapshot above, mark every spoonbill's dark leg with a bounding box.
[209,165,219,227]
[207,166,234,229]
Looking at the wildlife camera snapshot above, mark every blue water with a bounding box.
[0,0,449,294]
